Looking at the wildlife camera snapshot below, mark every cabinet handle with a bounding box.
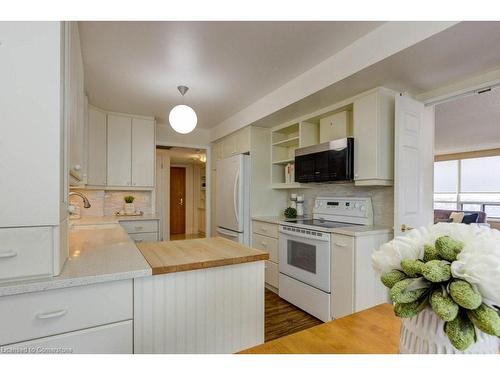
[334,242,348,248]
[135,239,143,243]
[260,228,267,233]
[36,309,68,320]
[261,242,267,248]
[134,226,144,231]
[0,250,17,259]
[73,164,81,171]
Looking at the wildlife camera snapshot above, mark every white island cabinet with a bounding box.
[133,237,268,354]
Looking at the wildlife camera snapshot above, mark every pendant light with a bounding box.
[169,85,197,134]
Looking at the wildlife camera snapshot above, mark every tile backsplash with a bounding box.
[290,183,394,227]
[69,189,153,217]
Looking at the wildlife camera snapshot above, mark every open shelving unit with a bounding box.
[270,121,318,189]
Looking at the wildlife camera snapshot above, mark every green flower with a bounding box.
[421,260,452,283]
[401,259,424,277]
[445,313,476,351]
[390,278,427,304]
[381,270,407,289]
[467,304,500,336]
[429,289,459,322]
[394,297,428,318]
[449,280,482,310]
[423,244,440,262]
[435,236,463,262]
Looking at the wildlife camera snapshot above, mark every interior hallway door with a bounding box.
[170,167,186,235]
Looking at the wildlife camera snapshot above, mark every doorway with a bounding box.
[156,146,208,241]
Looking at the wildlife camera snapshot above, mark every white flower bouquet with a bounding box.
[372,223,500,351]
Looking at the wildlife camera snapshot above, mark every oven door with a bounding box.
[279,227,331,292]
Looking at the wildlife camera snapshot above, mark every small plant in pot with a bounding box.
[124,195,136,215]
[284,207,297,219]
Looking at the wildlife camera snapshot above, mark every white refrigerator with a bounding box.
[215,154,250,245]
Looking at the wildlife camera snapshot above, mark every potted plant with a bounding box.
[124,195,136,215]
[372,223,500,354]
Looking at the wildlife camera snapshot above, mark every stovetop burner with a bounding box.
[285,219,361,229]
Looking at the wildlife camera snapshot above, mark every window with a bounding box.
[433,156,500,219]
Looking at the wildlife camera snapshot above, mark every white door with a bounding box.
[107,115,132,186]
[132,118,155,187]
[394,94,434,236]
[216,155,243,232]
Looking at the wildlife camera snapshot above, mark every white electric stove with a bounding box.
[278,197,374,321]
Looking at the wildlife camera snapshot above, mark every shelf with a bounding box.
[272,136,299,148]
[271,183,311,190]
[272,158,295,165]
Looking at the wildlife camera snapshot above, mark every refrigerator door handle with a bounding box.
[233,168,240,224]
[216,227,239,238]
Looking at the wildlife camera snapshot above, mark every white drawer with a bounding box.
[1,320,133,354]
[252,233,278,263]
[0,227,53,281]
[265,260,279,289]
[120,220,158,234]
[129,232,158,243]
[331,233,354,252]
[252,221,278,239]
[0,280,132,346]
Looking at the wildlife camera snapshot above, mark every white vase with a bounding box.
[399,307,499,354]
[124,203,135,215]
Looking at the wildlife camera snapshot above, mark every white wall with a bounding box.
[157,123,211,147]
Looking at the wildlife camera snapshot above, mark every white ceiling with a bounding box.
[435,88,500,154]
[251,22,500,128]
[78,21,382,128]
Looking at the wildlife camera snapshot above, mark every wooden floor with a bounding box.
[265,288,322,342]
[170,233,205,241]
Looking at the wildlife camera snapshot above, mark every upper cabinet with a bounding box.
[68,22,87,185]
[106,114,156,188]
[131,118,156,187]
[107,115,133,187]
[353,88,395,186]
[212,126,250,167]
[87,107,107,186]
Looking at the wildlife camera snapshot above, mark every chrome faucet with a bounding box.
[69,192,91,208]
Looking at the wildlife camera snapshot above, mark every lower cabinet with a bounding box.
[0,280,133,353]
[252,220,279,290]
[331,232,392,319]
[120,219,159,243]
[2,320,132,354]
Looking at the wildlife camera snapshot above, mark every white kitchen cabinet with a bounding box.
[0,22,69,279]
[331,232,391,319]
[214,126,251,161]
[132,118,156,187]
[87,107,107,186]
[68,22,86,185]
[107,114,133,186]
[2,320,133,354]
[319,110,352,142]
[353,88,395,186]
[252,219,279,290]
[120,219,159,243]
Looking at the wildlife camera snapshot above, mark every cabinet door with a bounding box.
[132,118,155,187]
[107,115,132,186]
[353,93,378,181]
[87,108,107,186]
[331,234,355,319]
[235,127,250,154]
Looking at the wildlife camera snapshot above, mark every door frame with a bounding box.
[156,141,211,239]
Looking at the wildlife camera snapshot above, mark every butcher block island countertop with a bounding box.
[136,237,269,275]
[240,304,400,354]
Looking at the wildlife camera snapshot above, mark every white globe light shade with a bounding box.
[169,104,197,134]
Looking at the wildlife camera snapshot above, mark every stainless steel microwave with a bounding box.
[294,138,354,183]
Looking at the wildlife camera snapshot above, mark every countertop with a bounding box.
[137,237,269,275]
[0,223,152,297]
[252,215,309,225]
[240,304,400,354]
[69,213,160,226]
